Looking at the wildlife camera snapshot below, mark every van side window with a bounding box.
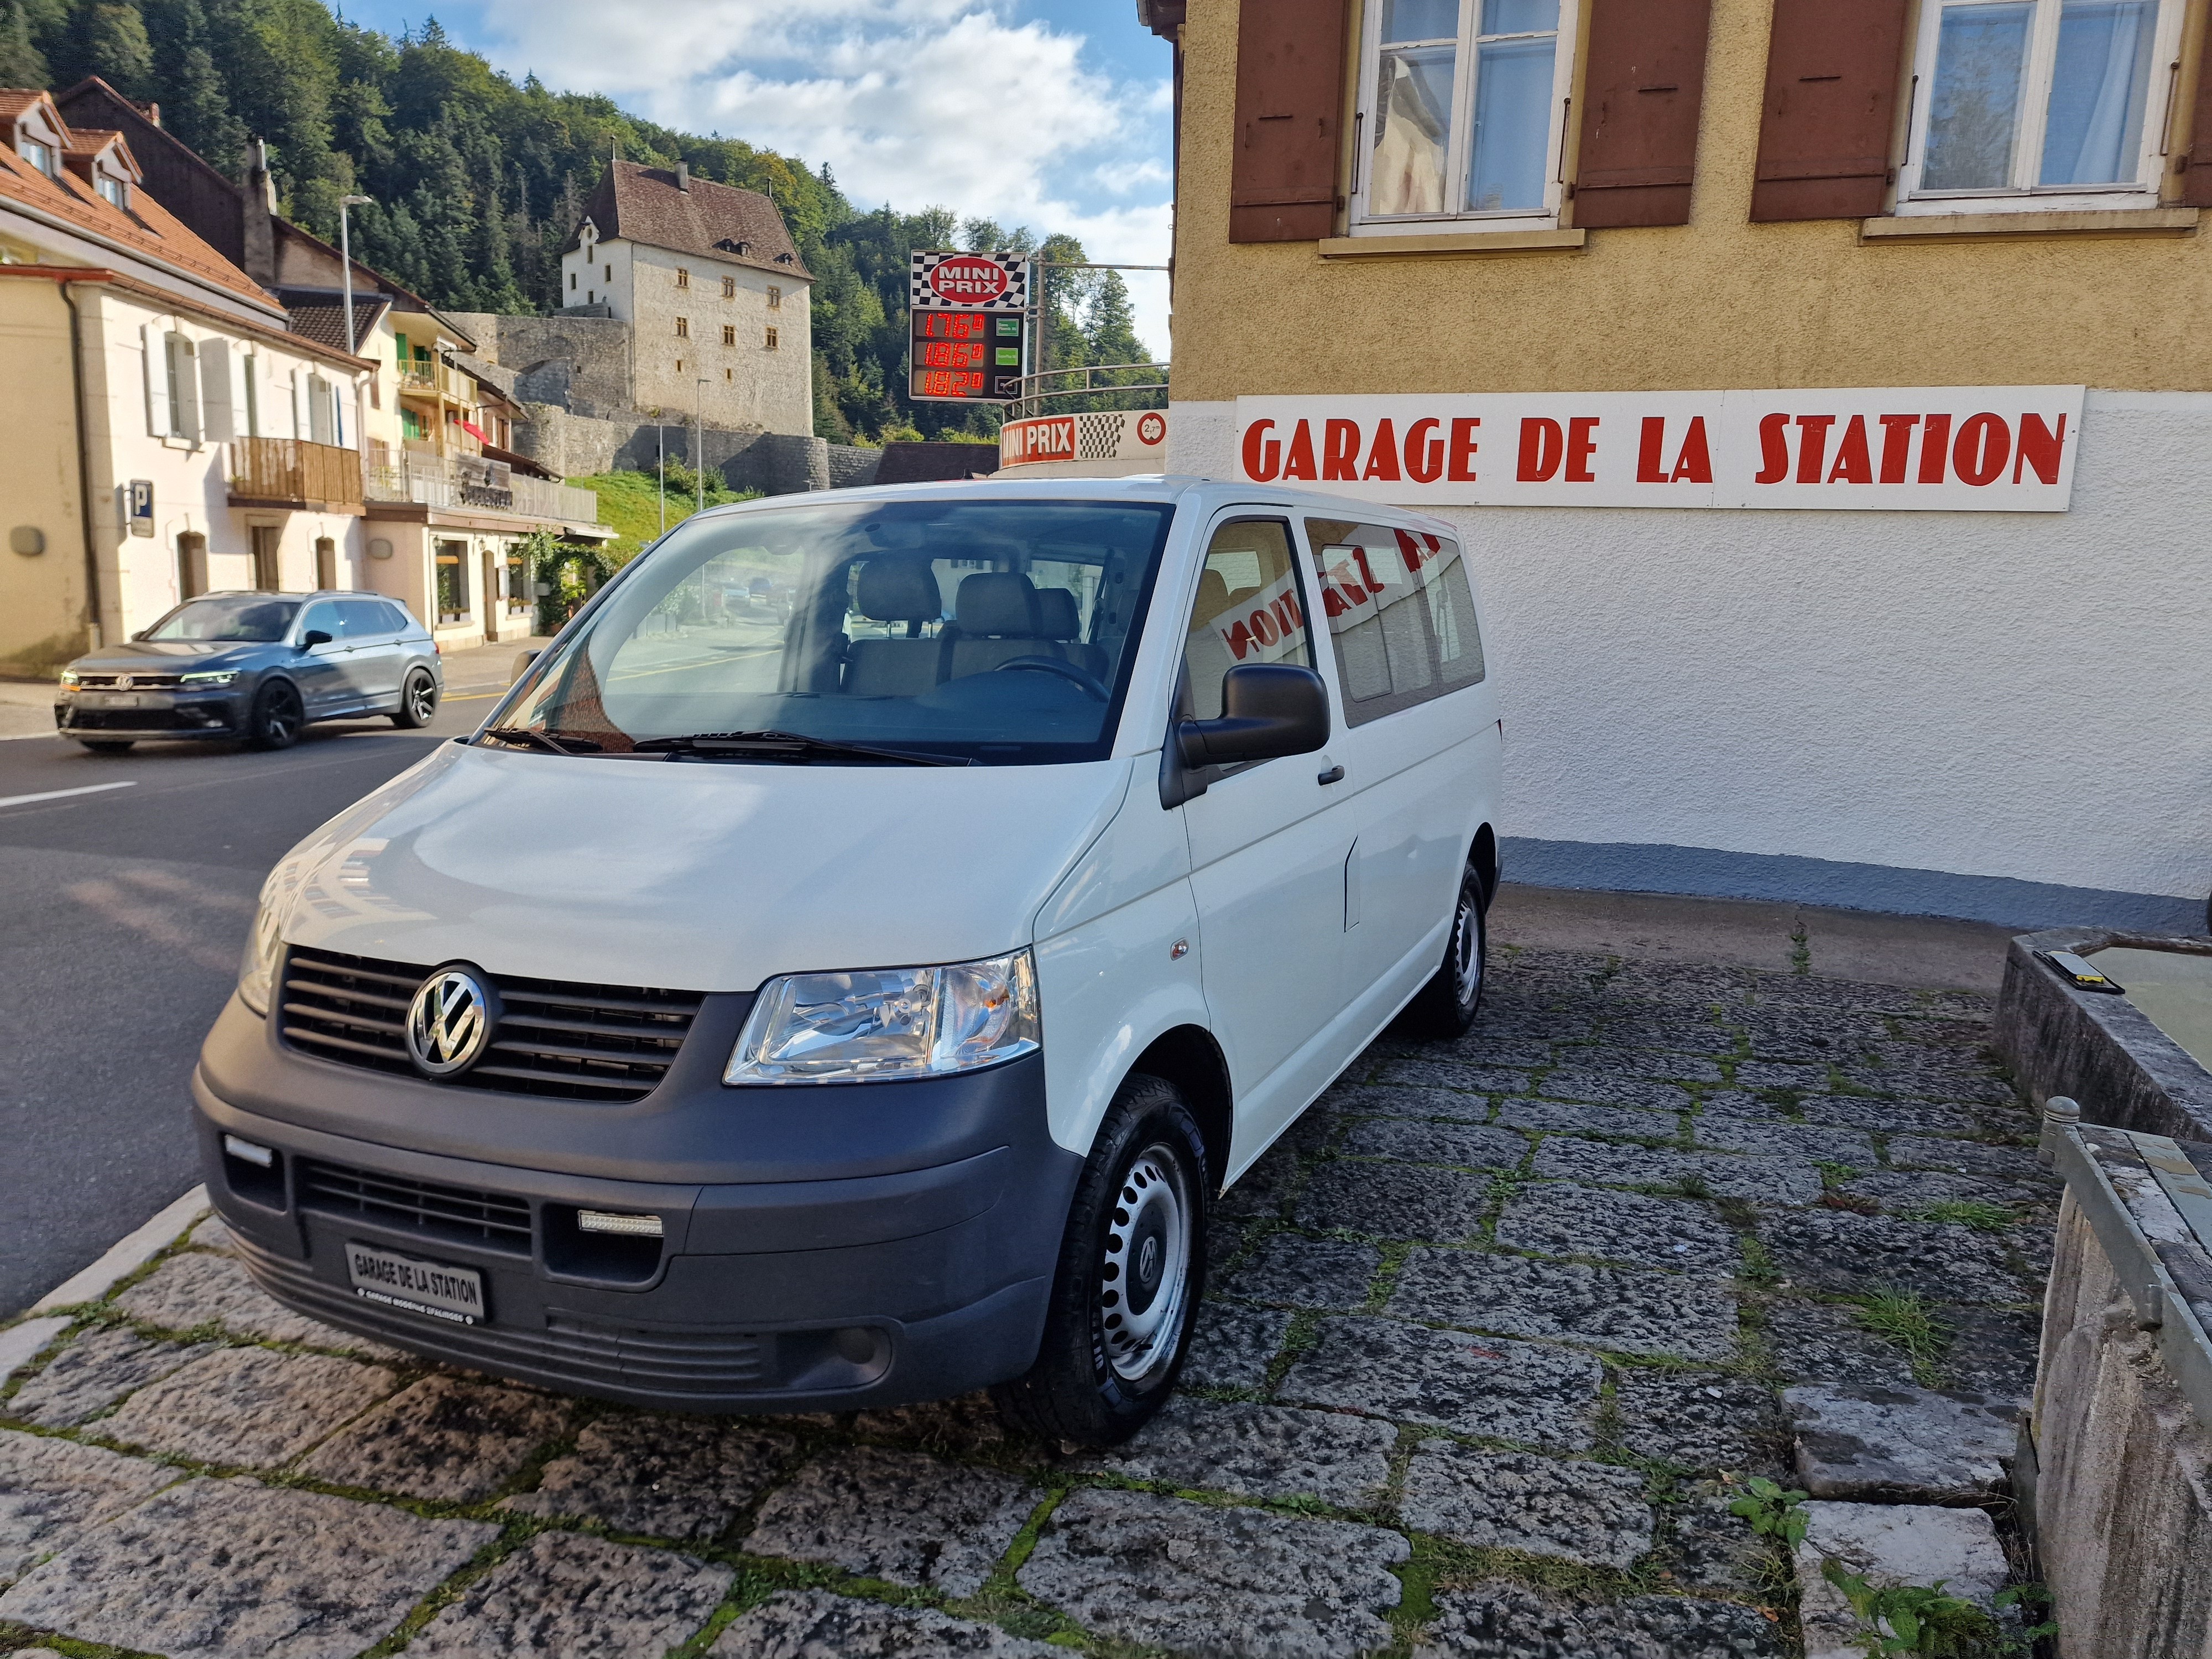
[1303,520,1483,727]
[1182,519,1314,722]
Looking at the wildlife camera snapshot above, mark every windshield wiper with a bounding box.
[479,726,598,756]
[630,729,969,766]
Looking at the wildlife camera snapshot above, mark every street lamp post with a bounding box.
[337,195,373,353]
[652,409,665,534]
[696,377,708,515]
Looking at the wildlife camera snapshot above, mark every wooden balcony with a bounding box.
[228,437,365,514]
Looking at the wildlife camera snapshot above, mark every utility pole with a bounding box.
[653,409,665,534]
[696,378,708,514]
[338,195,372,353]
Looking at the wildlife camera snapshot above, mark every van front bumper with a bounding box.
[192,1004,1082,1413]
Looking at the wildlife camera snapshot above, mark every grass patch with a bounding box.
[566,465,759,560]
[1916,1199,2018,1232]
[1736,1238,1780,1287]
[1854,1289,1950,1385]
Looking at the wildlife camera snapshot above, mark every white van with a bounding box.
[195,476,1501,1445]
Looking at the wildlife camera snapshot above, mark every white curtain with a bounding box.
[1370,55,1453,215]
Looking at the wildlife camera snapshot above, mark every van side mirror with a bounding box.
[510,648,541,684]
[300,629,334,649]
[1177,664,1330,768]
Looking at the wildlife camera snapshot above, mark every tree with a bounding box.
[0,1,50,84]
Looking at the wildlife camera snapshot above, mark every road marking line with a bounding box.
[0,780,138,809]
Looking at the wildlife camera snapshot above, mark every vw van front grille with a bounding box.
[280,946,703,1103]
[298,1159,534,1254]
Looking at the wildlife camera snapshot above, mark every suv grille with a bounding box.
[280,946,703,1103]
[298,1160,533,1254]
[74,672,184,689]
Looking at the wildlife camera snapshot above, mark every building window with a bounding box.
[675,358,684,373]
[17,136,56,178]
[568,270,576,289]
[604,263,611,280]
[1900,0,2182,208]
[435,539,469,623]
[676,266,690,288]
[96,174,128,209]
[675,316,689,338]
[1352,0,1576,230]
[724,368,732,381]
[721,275,735,298]
[722,324,736,346]
[764,326,779,351]
[767,286,781,310]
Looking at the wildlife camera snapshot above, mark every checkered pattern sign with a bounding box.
[910,251,1029,311]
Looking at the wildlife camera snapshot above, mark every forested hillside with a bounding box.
[0,0,1156,440]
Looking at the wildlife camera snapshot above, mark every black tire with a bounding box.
[244,679,303,750]
[392,668,438,729]
[78,739,134,754]
[1399,861,1489,1039]
[992,1073,1209,1447]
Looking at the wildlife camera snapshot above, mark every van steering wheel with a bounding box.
[993,655,1110,701]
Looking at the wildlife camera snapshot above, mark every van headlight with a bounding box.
[725,949,1039,1084]
[237,886,286,1016]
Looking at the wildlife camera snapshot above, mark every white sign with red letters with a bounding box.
[1232,388,2085,510]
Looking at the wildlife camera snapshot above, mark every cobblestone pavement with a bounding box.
[0,947,2054,1658]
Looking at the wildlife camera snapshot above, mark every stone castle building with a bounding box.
[561,160,811,435]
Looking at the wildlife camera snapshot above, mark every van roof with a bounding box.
[685,475,1464,538]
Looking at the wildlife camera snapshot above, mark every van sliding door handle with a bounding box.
[1317,765,1345,785]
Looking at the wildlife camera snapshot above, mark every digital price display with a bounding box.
[908,251,1027,404]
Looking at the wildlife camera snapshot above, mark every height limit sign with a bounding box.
[909,251,1027,403]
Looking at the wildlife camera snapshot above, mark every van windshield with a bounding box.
[494,497,1177,765]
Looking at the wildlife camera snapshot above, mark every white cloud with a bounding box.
[473,0,1177,354]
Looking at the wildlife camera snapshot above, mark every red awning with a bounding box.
[458,419,489,443]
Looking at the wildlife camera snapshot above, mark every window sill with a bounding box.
[1318,227,1587,259]
[1861,206,2199,243]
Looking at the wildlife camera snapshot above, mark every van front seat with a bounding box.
[1035,587,1109,682]
[843,561,945,696]
[946,572,1051,679]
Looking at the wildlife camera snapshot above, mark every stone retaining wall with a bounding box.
[2030,1124,2212,1657]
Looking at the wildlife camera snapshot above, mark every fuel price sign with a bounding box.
[909,251,1027,403]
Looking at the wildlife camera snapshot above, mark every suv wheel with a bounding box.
[392,669,438,729]
[1400,862,1488,1039]
[992,1073,1208,1447]
[244,680,303,750]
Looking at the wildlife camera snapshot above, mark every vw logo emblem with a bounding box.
[405,967,496,1076]
[115,675,134,690]
[1136,1234,1161,1287]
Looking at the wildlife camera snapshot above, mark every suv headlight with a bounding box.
[725,949,1040,1085]
[237,876,289,1016]
[181,670,238,687]
[59,669,80,687]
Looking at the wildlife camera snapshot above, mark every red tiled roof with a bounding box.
[0,90,278,313]
[576,160,810,280]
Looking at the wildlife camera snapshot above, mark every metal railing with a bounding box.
[362,453,599,525]
[397,360,473,400]
[228,437,365,509]
[1010,362,1170,421]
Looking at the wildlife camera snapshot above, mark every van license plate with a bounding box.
[345,1241,486,1325]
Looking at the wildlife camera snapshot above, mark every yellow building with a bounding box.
[1145,0,2211,930]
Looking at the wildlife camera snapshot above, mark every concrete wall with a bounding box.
[0,278,92,675]
[1171,393,2211,928]
[1171,0,2212,401]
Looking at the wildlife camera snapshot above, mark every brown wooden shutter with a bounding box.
[2183,20,2212,206]
[1749,0,1913,222]
[1572,0,1714,228]
[1229,0,1353,242]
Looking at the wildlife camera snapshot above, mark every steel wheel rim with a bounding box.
[1098,1143,1193,1383]
[1453,890,1481,1009]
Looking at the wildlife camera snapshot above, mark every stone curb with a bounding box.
[0,1316,72,1386]
[26,1185,210,1317]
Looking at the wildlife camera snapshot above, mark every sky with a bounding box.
[329,0,1178,359]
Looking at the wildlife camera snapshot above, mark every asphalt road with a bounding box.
[0,650,531,1314]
